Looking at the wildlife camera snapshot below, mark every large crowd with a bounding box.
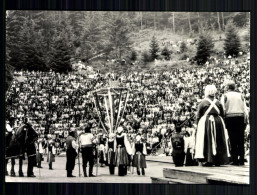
[6,55,250,156]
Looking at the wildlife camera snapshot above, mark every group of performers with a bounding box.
[65,124,147,177]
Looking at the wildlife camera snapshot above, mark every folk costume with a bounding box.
[106,133,116,175]
[98,133,107,167]
[36,137,45,168]
[171,131,185,167]
[114,127,132,176]
[47,139,56,170]
[132,135,147,175]
[195,85,230,166]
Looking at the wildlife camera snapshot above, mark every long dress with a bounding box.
[106,140,116,166]
[132,142,147,169]
[194,98,230,165]
[115,134,130,166]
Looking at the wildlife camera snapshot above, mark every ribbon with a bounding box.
[115,89,123,131]
[108,88,114,133]
[104,96,111,131]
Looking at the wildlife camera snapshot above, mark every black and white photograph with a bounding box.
[5,11,250,184]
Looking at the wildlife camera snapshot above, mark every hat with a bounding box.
[109,133,115,139]
[117,126,123,133]
[204,85,217,98]
[226,80,236,90]
[136,134,142,142]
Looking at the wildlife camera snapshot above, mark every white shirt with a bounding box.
[6,124,12,132]
[79,133,94,145]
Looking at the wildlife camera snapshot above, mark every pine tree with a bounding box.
[6,11,27,70]
[130,50,137,61]
[142,50,150,63]
[224,21,241,57]
[180,41,187,53]
[49,39,72,73]
[195,34,214,65]
[161,47,172,60]
[149,36,159,61]
[105,13,133,60]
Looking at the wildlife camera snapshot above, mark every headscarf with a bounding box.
[204,85,217,98]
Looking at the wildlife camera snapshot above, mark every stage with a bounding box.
[151,164,249,185]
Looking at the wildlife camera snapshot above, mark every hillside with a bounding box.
[89,27,250,74]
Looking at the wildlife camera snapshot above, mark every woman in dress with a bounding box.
[114,127,132,176]
[132,134,147,175]
[194,85,230,166]
[106,133,116,175]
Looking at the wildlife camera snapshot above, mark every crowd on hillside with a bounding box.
[6,54,250,156]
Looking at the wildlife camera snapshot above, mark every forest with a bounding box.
[5,11,250,79]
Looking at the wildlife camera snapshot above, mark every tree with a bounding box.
[161,47,172,60]
[149,36,159,61]
[49,39,72,73]
[142,50,150,63]
[224,21,241,57]
[130,50,138,61]
[180,41,187,53]
[217,12,221,31]
[105,13,133,60]
[195,34,214,65]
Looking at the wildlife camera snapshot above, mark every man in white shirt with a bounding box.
[221,80,248,165]
[78,123,98,177]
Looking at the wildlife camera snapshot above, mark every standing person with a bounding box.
[66,129,78,177]
[114,127,132,176]
[36,136,45,168]
[47,138,56,170]
[24,120,38,177]
[221,80,248,165]
[132,134,147,175]
[195,85,230,166]
[78,123,97,177]
[170,127,185,167]
[106,133,116,175]
[98,132,107,167]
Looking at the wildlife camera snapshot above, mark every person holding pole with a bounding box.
[66,129,78,177]
[78,123,98,177]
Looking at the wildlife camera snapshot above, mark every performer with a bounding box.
[195,85,230,166]
[221,80,248,165]
[98,132,107,167]
[66,129,78,177]
[47,138,56,170]
[114,127,132,176]
[78,123,98,177]
[106,133,116,175]
[5,120,14,176]
[132,134,147,175]
[170,127,185,167]
[36,136,45,168]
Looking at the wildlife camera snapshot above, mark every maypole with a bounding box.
[91,81,130,134]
